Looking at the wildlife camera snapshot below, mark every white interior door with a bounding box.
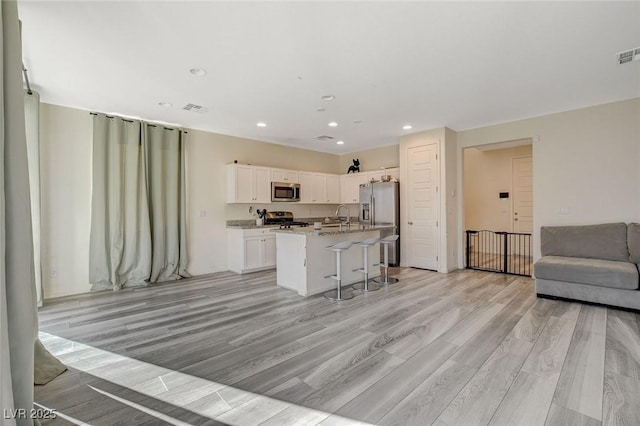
[512,156,533,233]
[407,143,439,270]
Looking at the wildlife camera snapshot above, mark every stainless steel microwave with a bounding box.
[271,182,300,202]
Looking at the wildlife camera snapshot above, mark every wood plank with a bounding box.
[552,306,606,421]
[437,335,534,426]
[602,371,640,426]
[335,338,459,423]
[378,360,476,426]
[451,288,533,368]
[488,313,578,426]
[605,309,640,380]
[545,404,600,426]
[299,350,405,413]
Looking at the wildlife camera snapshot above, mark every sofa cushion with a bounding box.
[628,223,640,264]
[534,255,639,290]
[540,223,629,262]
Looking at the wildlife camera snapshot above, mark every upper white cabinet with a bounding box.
[227,164,271,203]
[271,168,299,183]
[299,172,340,204]
[325,174,340,204]
[340,173,369,204]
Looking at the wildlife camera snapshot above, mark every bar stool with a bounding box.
[324,241,355,301]
[352,237,382,292]
[373,235,400,285]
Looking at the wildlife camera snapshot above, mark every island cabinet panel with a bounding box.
[228,228,276,274]
[275,229,382,296]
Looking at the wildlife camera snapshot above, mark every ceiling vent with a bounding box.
[182,103,208,113]
[315,135,334,141]
[617,47,640,64]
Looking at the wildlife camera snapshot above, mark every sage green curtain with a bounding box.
[89,115,189,291]
[143,124,190,282]
[1,2,38,423]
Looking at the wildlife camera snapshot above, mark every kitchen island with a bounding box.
[273,224,396,297]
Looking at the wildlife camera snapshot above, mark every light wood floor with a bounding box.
[35,268,640,425]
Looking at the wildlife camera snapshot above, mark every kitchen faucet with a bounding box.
[335,204,350,225]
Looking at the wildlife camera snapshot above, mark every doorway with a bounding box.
[463,140,533,276]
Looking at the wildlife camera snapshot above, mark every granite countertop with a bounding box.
[226,224,281,230]
[226,216,357,230]
[272,223,396,236]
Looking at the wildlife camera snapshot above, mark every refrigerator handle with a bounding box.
[371,195,375,226]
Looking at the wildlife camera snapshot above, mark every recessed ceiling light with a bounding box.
[158,102,172,108]
[402,124,413,130]
[190,67,207,76]
[321,95,335,101]
[336,140,344,145]
[256,122,267,127]
[328,122,338,127]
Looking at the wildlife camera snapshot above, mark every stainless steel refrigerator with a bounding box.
[359,181,400,266]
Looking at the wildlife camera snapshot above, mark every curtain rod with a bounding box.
[89,112,188,133]
[22,63,33,95]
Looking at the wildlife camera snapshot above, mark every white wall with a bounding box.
[457,97,640,265]
[40,103,342,298]
[464,144,532,232]
[444,127,458,272]
[39,103,92,298]
[338,144,399,174]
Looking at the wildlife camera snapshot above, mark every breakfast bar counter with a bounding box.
[273,224,395,296]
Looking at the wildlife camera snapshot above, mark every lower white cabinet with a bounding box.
[228,228,276,274]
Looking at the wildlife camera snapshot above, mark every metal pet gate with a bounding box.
[465,230,533,276]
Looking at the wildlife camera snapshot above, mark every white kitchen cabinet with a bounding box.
[271,168,299,183]
[340,173,369,204]
[325,174,340,203]
[227,228,276,273]
[298,172,316,203]
[299,172,340,204]
[227,164,271,203]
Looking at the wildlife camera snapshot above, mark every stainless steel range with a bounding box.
[264,211,309,229]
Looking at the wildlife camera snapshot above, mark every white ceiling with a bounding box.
[18,1,640,154]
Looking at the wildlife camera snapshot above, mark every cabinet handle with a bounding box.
[408,221,413,225]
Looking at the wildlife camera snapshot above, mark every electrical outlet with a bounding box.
[50,269,57,278]
[199,209,207,217]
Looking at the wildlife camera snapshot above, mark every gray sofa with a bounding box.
[534,222,640,310]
